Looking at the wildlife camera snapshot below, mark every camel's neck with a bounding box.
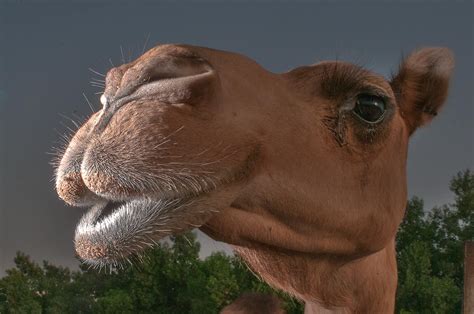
[234,240,398,313]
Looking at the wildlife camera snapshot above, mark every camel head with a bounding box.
[55,44,453,309]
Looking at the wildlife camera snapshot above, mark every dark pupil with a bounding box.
[353,94,386,123]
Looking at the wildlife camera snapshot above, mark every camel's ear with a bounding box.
[391,47,454,135]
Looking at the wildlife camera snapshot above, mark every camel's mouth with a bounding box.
[74,192,213,267]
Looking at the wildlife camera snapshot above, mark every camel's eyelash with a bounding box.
[319,63,372,100]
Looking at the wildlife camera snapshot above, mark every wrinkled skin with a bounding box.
[55,44,454,313]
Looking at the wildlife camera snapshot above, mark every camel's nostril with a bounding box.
[100,94,108,107]
[57,172,98,206]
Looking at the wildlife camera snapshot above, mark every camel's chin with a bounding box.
[74,195,215,267]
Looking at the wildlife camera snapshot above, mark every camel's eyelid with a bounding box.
[319,64,368,99]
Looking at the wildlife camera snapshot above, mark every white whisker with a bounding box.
[82,93,96,113]
[142,33,151,54]
[88,67,105,77]
[120,45,125,64]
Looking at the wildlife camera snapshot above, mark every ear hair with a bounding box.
[390,47,454,135]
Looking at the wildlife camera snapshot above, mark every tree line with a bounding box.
[0,170,472,313]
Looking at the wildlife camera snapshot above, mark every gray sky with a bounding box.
[1,1,473,274]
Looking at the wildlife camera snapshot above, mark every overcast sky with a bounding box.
[0,1,472,274]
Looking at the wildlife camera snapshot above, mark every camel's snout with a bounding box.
[56,171,101,207]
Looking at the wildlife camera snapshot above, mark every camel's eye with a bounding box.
[352,94,386,123]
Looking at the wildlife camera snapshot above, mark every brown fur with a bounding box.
[55,44,454,312]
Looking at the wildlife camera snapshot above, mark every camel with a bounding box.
[55,44,454,313]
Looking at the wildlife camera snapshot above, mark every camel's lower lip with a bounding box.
[74,196,196,266]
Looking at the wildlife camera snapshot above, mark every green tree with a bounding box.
[429,170,474,287]
[95,289,134,314]
[0,253,44,313]
[397,241,459,313]
[202,252,240,309]
[396,169,473,313]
